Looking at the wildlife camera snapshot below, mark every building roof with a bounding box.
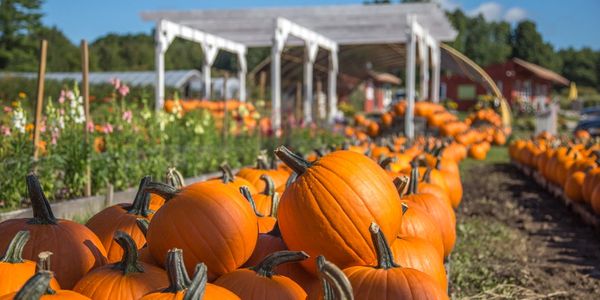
[366,70,401,85]
[141,3,457,47]
[512,58,569,86]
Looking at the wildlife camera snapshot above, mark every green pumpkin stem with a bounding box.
[407,163,419,195]
[219,163,235,184]
[369,223,399,270]
[257,156,270,170]
[393,176,409,197]
[0,231,30,263]
[136,218,150,237]
[286,172,298,188]
[14,271,56,300]
[401,202,409,215]
[314,148,325,158]
[113,231,144,275]
[274,146,312,175]
[145,182,180,201]
[250,251,309,278]
[260,174,275,196]
[165,168,185,189]
[164,249,192,293]
[378,156,394,170]
[270,192,280,218]
[127,176,154,217]
[36,251,53,274]
[240,186,265,217]
[26,174,57,225]
[317,256,354,300]
[184,263,208,300]
[422,167,433,183]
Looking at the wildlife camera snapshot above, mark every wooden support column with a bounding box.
[81,40,92,196]
[405,16,417,139]
[303,42,319,124]
[32,39,47,167]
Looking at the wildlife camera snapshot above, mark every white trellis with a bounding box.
[271,17,339,131]
[154,19,247,110]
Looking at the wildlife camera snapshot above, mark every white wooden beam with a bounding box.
[327,50,338,124]
[418,33,429,101]
[303,41,319,123]
[405,15,417,139]
[431,44,441,103]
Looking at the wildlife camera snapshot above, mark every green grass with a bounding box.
[459,146,509,175]
[71,210,96,224]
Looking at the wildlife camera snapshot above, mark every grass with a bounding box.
[459,145,509,175]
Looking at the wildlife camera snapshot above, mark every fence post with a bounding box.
[81,40,92,197]
[32,39,48,172]
[104,183,114,207]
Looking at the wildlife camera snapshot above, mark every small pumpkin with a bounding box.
[237,156,289,192]
[0,271,89,300]
[0,174,107,289]
[140,249,239,300]
[390,236,447,290]
[342,223,449,299]
[214,251,309,300]
[252,175,280,216]
[0,231,38,296]
[73,231,168,300]
[240,186,278,233]
[397,202,444,260]
[564,171,586,203]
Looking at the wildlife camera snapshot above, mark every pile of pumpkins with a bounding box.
[344,101,508,161]
[509,131,600,213]
[0,134,466,299]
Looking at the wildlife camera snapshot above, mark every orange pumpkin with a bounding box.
[211,163,258,194]
[306,256,353,300]
[237,157,289,192]
[252,175,280,217]
[564,171,586,203]
[240,186,277,233]
[145,180,258,280]
[149,168,186,211]
[0,231,39,296]
[135,219,159,267]
[275,147,403,273]
[397,202,444,260]
[215,251,309,299]
[343,223,449,300]
[0,271,89,300]
[0,175,107,289]
[390,236,447,291]
[73,231,168,300]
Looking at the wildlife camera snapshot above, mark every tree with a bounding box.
[36,26,79,72]
[559,47,598,89]
[511,20,562,72]
[0,0,44,71]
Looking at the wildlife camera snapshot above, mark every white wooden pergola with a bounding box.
[143,3,456,136]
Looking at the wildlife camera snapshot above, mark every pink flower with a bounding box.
[122,110,132,123]
[66,91,75,101]
[59,109,65,116]
[118,84,130,97]
[86,121,94,133]
[58,90,66,104]
[51,128,59,145]
[1,126,10,136]
[103,123,113,134]
[111,78,121,89]
[3,106,12,113]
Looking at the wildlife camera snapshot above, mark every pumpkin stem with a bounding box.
[257,156,270,170]
[145,182,180,201]
[435,157,442,171]
[378,156,395,170]
[270,192,280,218]
[317,256,354,300]
[260,174,275,196]
[136,218,150,237]
[314,148,325,158]
[393,176,409,197]
[184,263,208,300]
[127,176,154,217]
[164,249,192,293]
[219,163,235,184]
[422,167,433,183]
[165,168,185,189]
[240,186,265,217]
[113,231,144,275]
[364,147,372,157]
[401,202,409,215]
[274,146,312,175]
[250,250,309,278]
[267,222,282,238]
[407,162,419,195]
[26,174,57,225]
[286,172,298,188]
[36,251,53,274]
[14,271,55,300]
[369,222,399,270]
[0,230,30,263]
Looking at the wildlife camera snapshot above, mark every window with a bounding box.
[457,84,476,100]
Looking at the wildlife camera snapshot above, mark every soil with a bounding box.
[456,162,600,299]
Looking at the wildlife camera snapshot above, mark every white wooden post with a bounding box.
[271,26,287,132]
[154,20,175,110]
[327,50,338,124]
[419,34,429,101]
[405,15,417,139]
[431,45,441,103]
[202,44,219,100]
[303,41,319,123]
[238,51,247,102]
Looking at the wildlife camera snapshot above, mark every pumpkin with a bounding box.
[366,122,380,137]
[583,168,600,204]
[212,163,258,194]
[564,171,586,203]
[136,219,159,266]
[469,142,489,160]
[390,236,447,290]
[86,176,154,263]
[237,156,289,192]
[590,184,600,215]
[214,251,309,300]
[150,168,186,211]
[307,256,353,300]
[0,271,90,300]
[435,157,463,209]
[73,231,168,300]
[240,186,278,233]
[418,168,452,208]
[0,231,38,296]
[342,223,449,300]
[381,113,393,127]
[0,174,107,289]
[145,180,258,280]
[141,249,239,300]
[35,252,61,291]
[397,202,444,260]
[275,146,403,273]
[252,175,281,217]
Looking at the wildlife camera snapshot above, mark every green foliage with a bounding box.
[511,21,562,72]
[559,47,599,90]
[0,0,44,71]
[36,26,80,72]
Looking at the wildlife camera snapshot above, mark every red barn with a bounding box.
[441,58,569,110]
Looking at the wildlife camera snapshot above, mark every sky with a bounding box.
[42,0,600,50]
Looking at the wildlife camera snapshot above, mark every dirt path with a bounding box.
[452,162,600,299]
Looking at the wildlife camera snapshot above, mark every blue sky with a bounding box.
[43,0,600,50]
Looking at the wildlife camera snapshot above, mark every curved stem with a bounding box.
[136,218,149,237]
[0,230,30,263]
[378,156,395,170]
[26,174,57,225]
[165,168,185,189]
[250,251,309,278]
[274,146,312,175]
[36,251,53,273]
[401,202,409,216]
[144,182,180,201]
[257,156,270,170]
[127,176,154,217]
[184,263,208,300]
[240,186,265,217]
[422,167,433,183]
[164,249,192,293]
[364,147,372,157]
[260,174,275,196]
[369,223,399,270]
[219,163,235,184]
[113,231,144,275]
[314,148,325,158]
[14,271,55,300]
[270,192,280,218]
[435,156,442,171]
[407,162,419,195]
[317,256,354,300]
[286,172,298,188]
[393,176,409,198]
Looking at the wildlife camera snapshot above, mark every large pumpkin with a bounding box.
[140,249,239,300]
[73,231,168,300]
[0,175,107,289]
[145,180,258,280]
[397,202,444,260]
[390,236,447,291]
[0,231,39,296]
[214,251,309,300]
[0,271,89,300]
[342,223,449,300]
[86,176,154,263]
[275,147,403,273]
